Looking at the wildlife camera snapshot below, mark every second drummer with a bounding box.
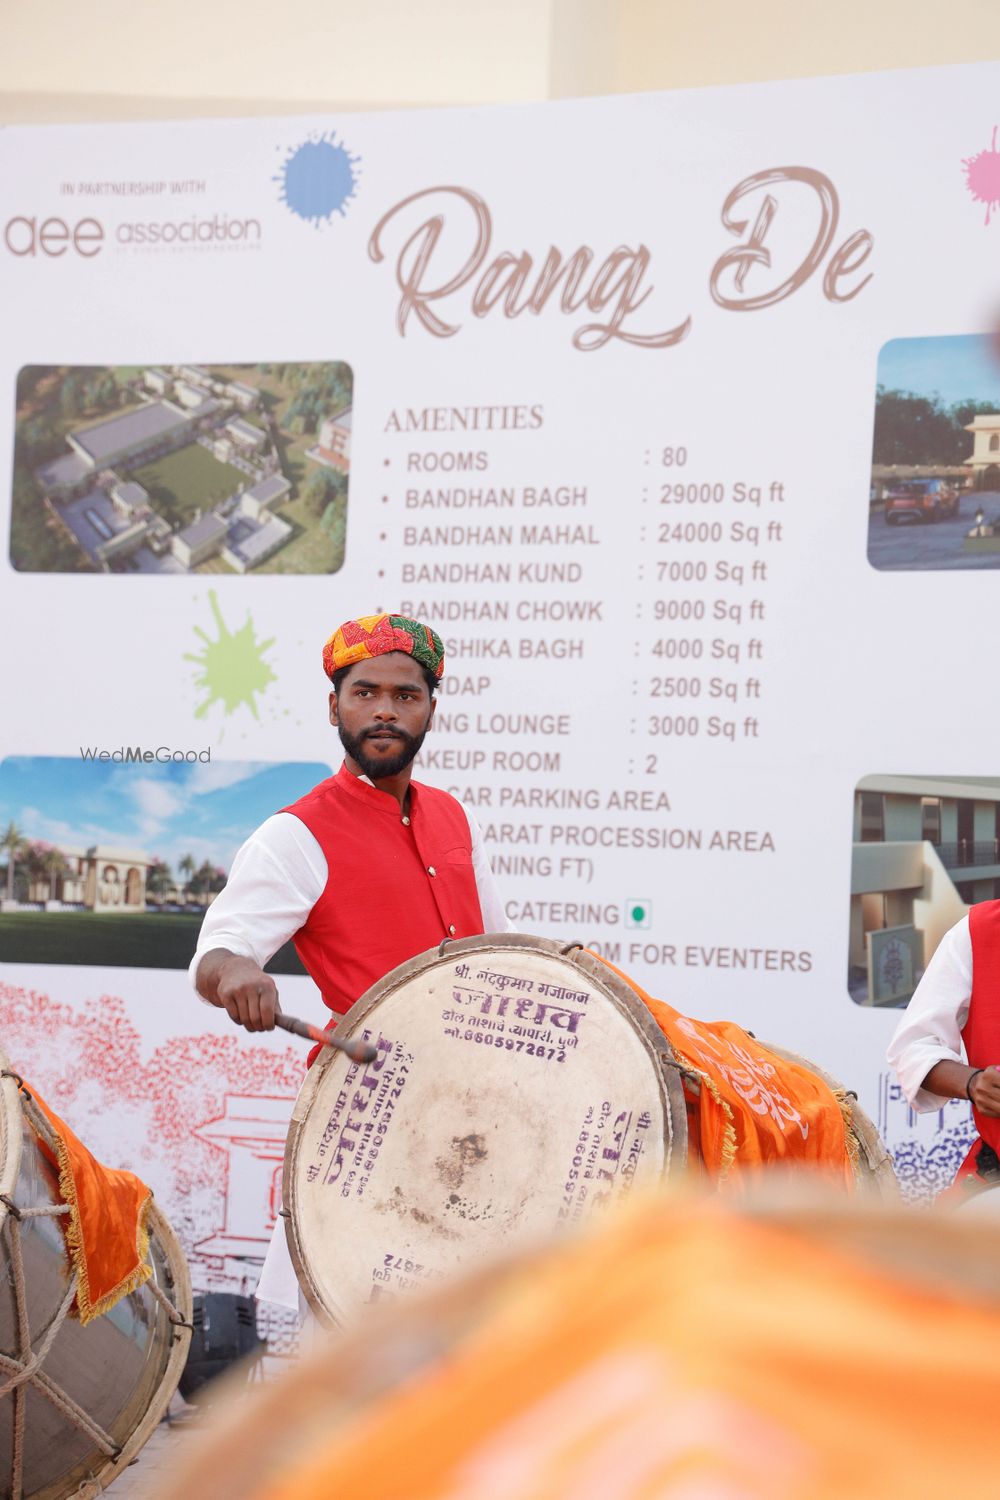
[189,611,511,1303]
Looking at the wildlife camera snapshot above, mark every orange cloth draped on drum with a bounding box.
[26,1083,152,1325]
[250,1199,1000,1500]
[595,956,855,1185]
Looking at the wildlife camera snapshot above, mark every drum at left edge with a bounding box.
[0,1056,193,1500]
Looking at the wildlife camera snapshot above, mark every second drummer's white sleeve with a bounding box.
[886,915,973,1111]
[188,813,327,989]
[465,807,517,934]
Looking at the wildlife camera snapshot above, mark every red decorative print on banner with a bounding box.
[0,983,300,1296]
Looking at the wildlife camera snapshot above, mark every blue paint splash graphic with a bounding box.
[275,134,361,226]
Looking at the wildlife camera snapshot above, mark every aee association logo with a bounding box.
[274,131,360,226]
[2,214,104,258]
[1,208,266,260]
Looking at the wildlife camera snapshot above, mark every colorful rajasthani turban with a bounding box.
[323,614,445,682]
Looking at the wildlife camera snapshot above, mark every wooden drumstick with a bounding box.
[275,1013,377,1064]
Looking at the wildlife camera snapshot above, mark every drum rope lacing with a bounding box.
[0,1212,122,1497]
[145,1276,193,1330]
[659,1056,705,1087]
[0,1076,189,1495]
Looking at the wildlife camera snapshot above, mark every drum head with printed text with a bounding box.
[285,935,686,1325]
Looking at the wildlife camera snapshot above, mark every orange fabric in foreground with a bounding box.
[254,1200,1000,1500]
[26,1084,152,1325]
[596,955,855,1185]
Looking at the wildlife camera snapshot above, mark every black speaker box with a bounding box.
[178,1292,264,1402]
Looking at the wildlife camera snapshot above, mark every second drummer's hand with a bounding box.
[970,1065,1000,1118]
[196,947,281,1033]
[922,1058,1000,1117]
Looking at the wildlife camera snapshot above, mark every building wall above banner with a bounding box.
[3,0,1000,123]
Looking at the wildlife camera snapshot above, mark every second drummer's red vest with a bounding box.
[282,764,484,1020]
[956,899,1000,1181]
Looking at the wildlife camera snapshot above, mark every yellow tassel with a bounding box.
[834,1088,862,1178]
[685,1064,739,1183]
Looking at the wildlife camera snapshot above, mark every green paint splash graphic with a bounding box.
[186,590,277,722]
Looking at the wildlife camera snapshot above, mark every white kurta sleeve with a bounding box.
[188,812,327,988]
[886,915,972,1111]
[465,807,517,934]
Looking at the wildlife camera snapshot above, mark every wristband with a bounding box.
[967,1068,985,1101]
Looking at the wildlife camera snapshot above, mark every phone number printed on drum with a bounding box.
[370,1252,447,1299]
[560,1101,653,1223]
[305,1034,412,1202]
[457,1032,567,1063]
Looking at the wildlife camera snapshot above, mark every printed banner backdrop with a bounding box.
[1,64,998,1294]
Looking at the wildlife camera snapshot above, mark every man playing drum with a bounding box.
[189,612,511,1305]
[888,900,1000,1190]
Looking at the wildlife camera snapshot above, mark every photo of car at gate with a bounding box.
[10,361,352,575]
[882,478,960,525]
[866,333,1000,571]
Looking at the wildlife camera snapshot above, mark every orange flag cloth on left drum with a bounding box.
[594,957,855,1186]
[23,1081,152,1324]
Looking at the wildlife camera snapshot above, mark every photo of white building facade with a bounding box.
[849,775,1000,1006]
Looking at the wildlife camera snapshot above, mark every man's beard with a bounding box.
[338,719,430,780]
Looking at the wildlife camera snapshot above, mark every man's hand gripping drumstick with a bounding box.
[195,949,376,1064]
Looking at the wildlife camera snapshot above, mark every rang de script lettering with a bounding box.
[368,168,873,350]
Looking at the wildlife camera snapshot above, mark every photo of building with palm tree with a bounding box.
[0,827,228,917]
[0,756,329,970]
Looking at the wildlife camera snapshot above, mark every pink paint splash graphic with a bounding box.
[964,126,1000,225]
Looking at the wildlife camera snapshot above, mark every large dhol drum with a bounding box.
[286,936,896,1325]
[285,935,689,1324]
[0,1062,192,1500]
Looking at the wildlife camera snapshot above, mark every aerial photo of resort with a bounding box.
[10,361,352,575]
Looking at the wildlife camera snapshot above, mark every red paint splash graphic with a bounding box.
[964,126,1000,225]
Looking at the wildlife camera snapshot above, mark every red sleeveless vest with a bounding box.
[955,900,1000,1181]
[282,764,484,1021]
